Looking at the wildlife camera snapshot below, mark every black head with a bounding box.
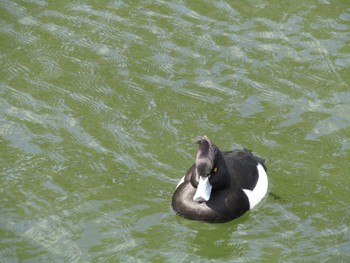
[192,136,229,190]
[195,136,217,177]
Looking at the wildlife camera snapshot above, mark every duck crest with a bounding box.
[195,136,217,176]
[196,136,217,158]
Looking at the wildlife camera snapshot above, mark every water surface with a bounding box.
[1,0,350,262]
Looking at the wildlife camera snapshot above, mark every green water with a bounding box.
[1,0,350,262]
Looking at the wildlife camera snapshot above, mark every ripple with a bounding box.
[310,18,348,31]
[309,57,335,72]
[158,111,180,136]
[173,85,223,104]
[0,121,43,155]
[68,91,106,114]
[1,1,350,262]
[225,46,250,63]
[41,23,76,42]
[152,53,177,77]
[239,95,264,117]
[339,12,350,22]
[18,15,40,26]
[196,34,219,51]
[306,103,350,140]
[3,59,31,79]
[0,0,26,17]
[22,215,82,261]
[15,29,40,45]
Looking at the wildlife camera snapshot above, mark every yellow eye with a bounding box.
[213,167,218,173]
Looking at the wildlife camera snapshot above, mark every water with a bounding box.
[1,0,350,262]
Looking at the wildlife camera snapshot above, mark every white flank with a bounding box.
[176,176,185,189]
[242,163,268,209]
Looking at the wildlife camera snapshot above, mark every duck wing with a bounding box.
[223,149,266,190]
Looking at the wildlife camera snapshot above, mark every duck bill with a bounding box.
[193,176,212,202]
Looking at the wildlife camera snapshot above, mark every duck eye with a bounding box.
[213,167,218,173]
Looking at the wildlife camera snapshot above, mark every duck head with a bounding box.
[192,136,229,203]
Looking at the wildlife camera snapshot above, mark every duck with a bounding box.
[172,136,268,223]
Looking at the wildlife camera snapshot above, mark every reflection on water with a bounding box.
[1,0,350,262]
